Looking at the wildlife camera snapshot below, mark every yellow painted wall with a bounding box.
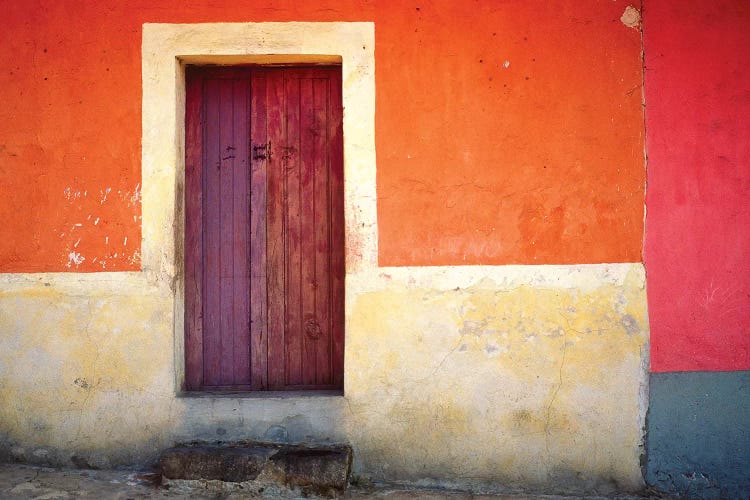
[345,264,649,492]
[0,264,648,493]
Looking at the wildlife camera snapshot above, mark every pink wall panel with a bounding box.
[644,0,750,372]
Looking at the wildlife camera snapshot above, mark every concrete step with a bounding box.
[158,442,352,496]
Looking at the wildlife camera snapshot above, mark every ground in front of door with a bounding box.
[0,463,668,499]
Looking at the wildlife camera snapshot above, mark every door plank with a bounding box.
[284,71,304,387]
[219,79,236,384]
[313,77,332,386]
[250,72,269,390]
[328,69,346,389]
[299,75,318,386]
[231,79,251,385]
[185,70,204,391]
[266,69,287,390]
[203,78,223,387]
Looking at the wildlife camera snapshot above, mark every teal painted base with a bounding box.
[646,371,750,498]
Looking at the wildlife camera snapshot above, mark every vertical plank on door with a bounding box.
[328,69,345,389]
[184,70,204,391]
[250,72,269,390]
[299,75,318,386]
[266,69,287,390]
[218,79,236,384]
[203,78,223,387]
[231,79,251,385]
[313,76,332,386]
[284,70,304,386]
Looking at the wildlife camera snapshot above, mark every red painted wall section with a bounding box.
[644,1,750,372]
[0,1,645,272]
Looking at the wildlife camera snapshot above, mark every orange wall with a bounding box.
[0,0,644,271]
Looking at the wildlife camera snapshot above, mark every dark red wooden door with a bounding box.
[185,66,344,391]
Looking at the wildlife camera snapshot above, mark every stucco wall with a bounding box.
[642,2,750,496]
[0,2,649,495]
[643,0,750,373]
[0,264,648,494]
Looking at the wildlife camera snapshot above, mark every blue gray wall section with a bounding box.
[646,371,750,498]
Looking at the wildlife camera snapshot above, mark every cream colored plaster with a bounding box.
[0,263,649,493]
[0,21,650,495]
[342,264,649,493]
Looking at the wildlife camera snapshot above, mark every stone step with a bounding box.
[158,442,352,496]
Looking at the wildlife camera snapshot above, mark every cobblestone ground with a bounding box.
[0,463,661,499]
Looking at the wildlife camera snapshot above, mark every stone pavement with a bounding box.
[0,463,665,499]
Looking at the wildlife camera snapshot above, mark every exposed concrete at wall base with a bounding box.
[646,371,750,498]
[0,264,649,494]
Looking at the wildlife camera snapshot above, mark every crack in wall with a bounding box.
[544,313,569,456]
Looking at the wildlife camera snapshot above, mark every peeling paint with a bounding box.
[621,6,641,29]
[66,252,84,267]
[99,188,111,204]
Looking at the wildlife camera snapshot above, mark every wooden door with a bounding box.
[184,66,344,391]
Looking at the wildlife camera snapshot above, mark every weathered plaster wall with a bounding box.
[0,2,650,495]
[0,265,649,494]
[0,275,174,467]
[376,1,645,265]
[344,265,649,493]
[642,2,750,496]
